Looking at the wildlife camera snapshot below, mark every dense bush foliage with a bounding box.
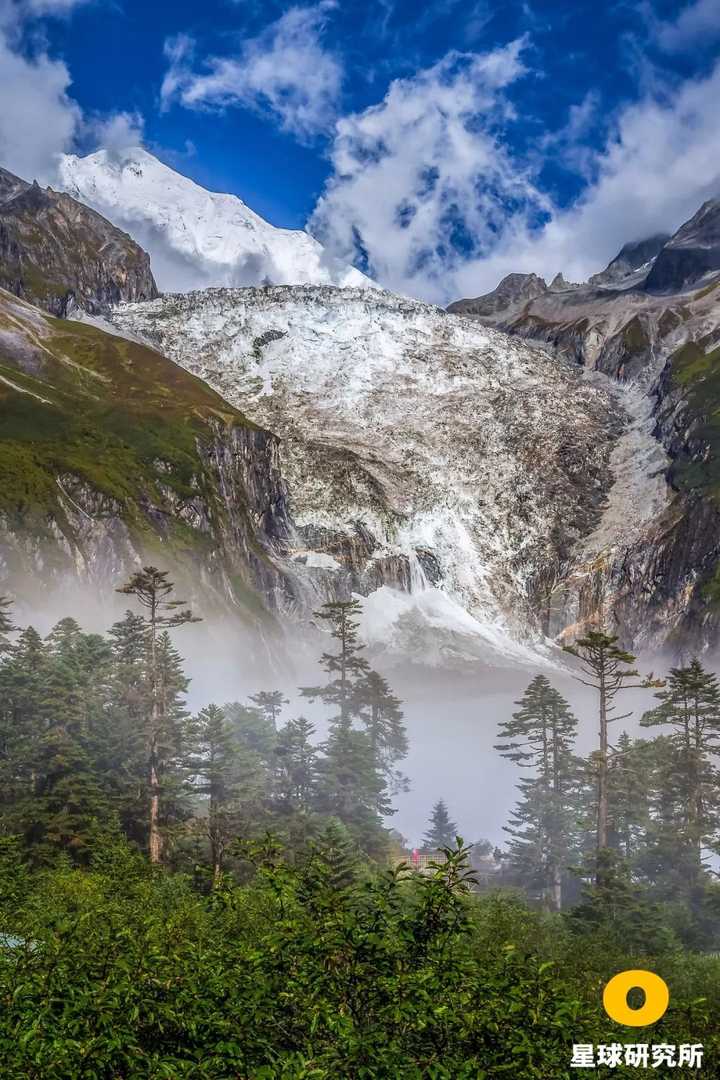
[1,837,717,1079]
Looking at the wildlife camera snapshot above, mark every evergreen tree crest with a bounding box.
[422,799,458,851]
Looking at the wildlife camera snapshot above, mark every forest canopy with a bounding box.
[1,571,720,1077]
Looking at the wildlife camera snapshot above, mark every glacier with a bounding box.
[104,284,641,669]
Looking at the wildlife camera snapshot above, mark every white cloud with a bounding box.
[0,0,145,183]
[0,0,88,22]
[161,2,343,141]
[513,59,720,287]
[85,109,145,156]
[0,25,81,180]
[309,40,546,301]
[654,0,720,53]
[21,0,89,12]
[311,45,720,303]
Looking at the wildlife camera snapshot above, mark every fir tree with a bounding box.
[568,848,676,954]
[317,725,389,854]
[0,627,48,837]
[422,799,458,851]
[302,599,370,728]
[640,659,720,856]
[606,733,655,863]
[274,716,319,812]
[0,621,117,863]
[633,735,706,900]
[105,612,151,846]
[495,675,579,910]
[305,818,361,895]
[186,704,244,884]
[153,632,194,848]
[562,630,653,882]
[249,690,289,731]
[116,568,200,863]
[356,670,409,795]
[302,600,391,853]
[224,700,277,759]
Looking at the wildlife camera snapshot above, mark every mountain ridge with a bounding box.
[0,285,298,642]
[0,164,157,317]
[57,148,375,294]
[447,199,720,654]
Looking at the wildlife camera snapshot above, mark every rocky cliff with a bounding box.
[0,165,158,317]
[448,202,720,657]
[0,287,295,634]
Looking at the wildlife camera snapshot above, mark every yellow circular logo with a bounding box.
[603,970,670,1027]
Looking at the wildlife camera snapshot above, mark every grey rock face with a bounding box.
[446,199,720,657]
[589,234,670,287]
[645,200,720,293]
[0,165,158,317]
[447,273,548,317]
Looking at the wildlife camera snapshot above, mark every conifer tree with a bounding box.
[562,630,654,882]
[0,620,117,863]
[274,716,319,811]
[0,626,47,837]
[116,568,200,863]
[633,735,705,900]
[306,818,361,894]
[317,725,389,853]
[495,675,579,910]
[606,732,655,863]
[640,659,720,856]
[105,612,151,845]
[422,799,458,851]
[249,690,289,731]
[186,704,244,883]
[356,669,409,794]
[224,700,277,759]
[152,632,194,845]
[302,599,370,728]
[302,600,392,853]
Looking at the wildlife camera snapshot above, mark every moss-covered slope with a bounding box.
[0,288,291,619]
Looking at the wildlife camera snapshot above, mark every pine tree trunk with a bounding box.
[209,798,223,886]
[596,665,609,882]
[551,724,562,911]
[148,598,163,865]
[148,734,163,864]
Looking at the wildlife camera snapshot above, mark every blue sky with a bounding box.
[2,0,720,299]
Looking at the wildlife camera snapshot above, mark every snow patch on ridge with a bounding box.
[57,148,374,293]
[576,380,670,565]
[356,585,554,670]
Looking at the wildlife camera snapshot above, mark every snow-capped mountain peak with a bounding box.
[57,147,373,294]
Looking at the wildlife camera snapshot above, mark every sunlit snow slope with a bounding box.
[58,149,373,294]
[109,286,633,669]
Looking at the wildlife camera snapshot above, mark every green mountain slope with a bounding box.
[0,288,291,618]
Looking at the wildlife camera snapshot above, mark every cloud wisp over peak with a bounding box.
[161,2,343,142]
[310,33,720,303]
